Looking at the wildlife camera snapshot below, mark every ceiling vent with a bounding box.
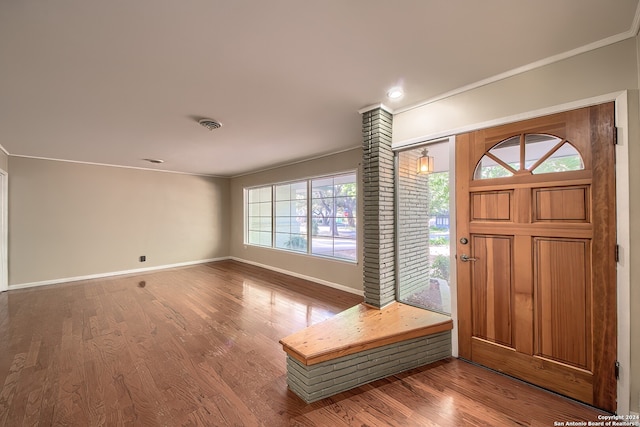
[143,158,164,164]
[199,118,222,131]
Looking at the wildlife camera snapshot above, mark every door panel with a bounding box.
[534,238,591,369]
[471,191,512,221]
[471,235,513,346]
[456,103,616,411]
[533,186,589,222]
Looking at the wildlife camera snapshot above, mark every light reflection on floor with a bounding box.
[241,279,342,328]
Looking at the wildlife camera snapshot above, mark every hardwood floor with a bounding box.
[0,260,608,426]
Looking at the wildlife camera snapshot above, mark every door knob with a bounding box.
[460,254,478,262]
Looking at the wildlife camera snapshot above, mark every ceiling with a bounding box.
[1,1,639,177]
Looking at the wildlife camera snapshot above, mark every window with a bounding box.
[396,141,452,315]
[311,174,357,261]
[474,133,584,180]
[246,186,272,247]
[274,181,307,253]
[244,172,357,262]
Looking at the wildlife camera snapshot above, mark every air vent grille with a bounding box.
[199,119,222,131]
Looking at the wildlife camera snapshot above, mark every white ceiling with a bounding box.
[1,0,639,177]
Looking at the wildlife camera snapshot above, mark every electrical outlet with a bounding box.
[140,255,146,262]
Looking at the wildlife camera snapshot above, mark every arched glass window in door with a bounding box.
[474,133,584,180]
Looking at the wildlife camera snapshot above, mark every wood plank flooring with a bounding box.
[0,260,608,426]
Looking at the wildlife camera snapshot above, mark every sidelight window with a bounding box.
[396,140,453,315]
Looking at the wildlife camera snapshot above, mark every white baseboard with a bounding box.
[8,257,365,297]
[229,256,364,296]
[9,257,230,290]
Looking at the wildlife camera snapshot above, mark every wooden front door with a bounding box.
[456,103,617,412]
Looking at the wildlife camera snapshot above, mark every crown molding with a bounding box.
[10,154,224,178]
[358,103,393,115]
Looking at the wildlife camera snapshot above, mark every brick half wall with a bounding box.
[286,331,451,403]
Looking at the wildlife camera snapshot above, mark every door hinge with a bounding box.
[615,126,620,145]
[615,244,620,263]
[615,361,620,380]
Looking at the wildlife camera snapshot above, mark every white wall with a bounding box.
[9,157,230,286]
[394,38,638,145]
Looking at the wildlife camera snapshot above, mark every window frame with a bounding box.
[273,180,308,254]
[473,133,585,180]
[245,185,273,248]
[244,170,358,263]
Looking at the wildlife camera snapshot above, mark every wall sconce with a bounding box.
[417,149,434,174]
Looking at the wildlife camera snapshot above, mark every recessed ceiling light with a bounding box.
[143,158,164,164]
[387,87,404,100]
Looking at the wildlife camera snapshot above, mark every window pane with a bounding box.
[523,134,562,169]
[312,177,333,192]
[335,196,356,217]
[334,173,355,186]
[293,216,307,234]
[313,219,335,237]
[259,231,272,246]
[259,202,271,217]
[473,133,584,180]
[275,217,290,233]
[396,144,452,315]
[249,217,263,230]
[259,187,271,202]
[293,199,307,216]
[312,236,333,257]
[310,172,357,262]
[273,181,307,252]
[249,203,261,217]
[246,186,272,247]
[311,199,328,215]
[275,184,291,201]
[474,156,514,179]
[333,237,357,261]
[275,201,291,216]
[258,217,271,231]
[248,188,260,203]
[488,135,520,168]
[290,181,306,198]
[276,233,307,252]
[532,142,584,174]
[249,230,272,247]
[248,231,261,245]
[275,232,290,248]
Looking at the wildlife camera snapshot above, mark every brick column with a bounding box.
[361,106,395,308]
